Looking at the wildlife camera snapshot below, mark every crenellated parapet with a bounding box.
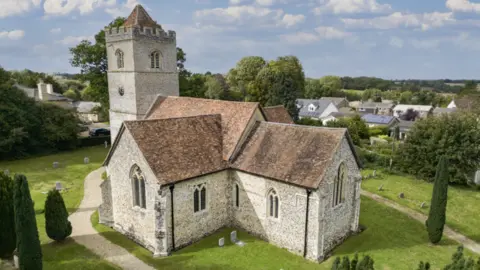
[105,25,176,43]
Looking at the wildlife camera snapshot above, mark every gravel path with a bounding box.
[69,167,155,270]
[361,190,480,255]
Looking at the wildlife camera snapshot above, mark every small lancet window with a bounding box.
[115,49,124,69]
[193,184,206,213]
[267,189,279,218]
[333,163,347,207]
[150,51,160,69]
[235,184,239,207]
[131,165,146,209]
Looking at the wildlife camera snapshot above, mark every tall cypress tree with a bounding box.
[426,156,449,244]
[0,172,16,258]
[45,189,72,241]
[14,174,42,270]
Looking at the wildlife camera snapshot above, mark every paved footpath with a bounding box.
[361,190,480,255]
[69,167,155,270]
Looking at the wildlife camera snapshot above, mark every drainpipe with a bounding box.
[169,185,175,251]
[303,189,312,258]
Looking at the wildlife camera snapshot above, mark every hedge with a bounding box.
[78,136,111,148]
[355,146,391,168]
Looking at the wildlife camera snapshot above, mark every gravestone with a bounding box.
[373,170,376,177]
[13,253,19,269]
[235,240,245,247]
[378,184,383,191]
[3,169,9,176]
[230,231,237,243]
[475,170,480,186]
[55,181,63,191]
[420,202,426,208]
[104,141,109,148]
[398,192,405,199]
[53,162,59,169]
[84,157,90,164]
[218,237,224,247]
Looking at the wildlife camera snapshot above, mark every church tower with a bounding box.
[105,5,179,142]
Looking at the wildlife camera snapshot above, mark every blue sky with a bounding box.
[0,0,480,79]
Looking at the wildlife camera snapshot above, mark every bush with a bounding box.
[426,156,449,244]
[355,146,391,168]
[368,126,389,137]
[78,136,111,147]
[331,253,374,270]
[0,172,15,258]
[45,189,72,242]
[13,174,42,270]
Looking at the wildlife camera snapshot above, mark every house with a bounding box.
[15,82,73,109]
[392,104,433,119]
[433,107,457,116]
[361,114,398,128]
[447,100,457,109]
[296,99,339,121]
[99,5,362,263]
[73,101,105,123]
[357,102,394,115]
[390,120,415,140]
[320,97,349,108]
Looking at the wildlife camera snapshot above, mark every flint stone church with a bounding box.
[99,5,362,262]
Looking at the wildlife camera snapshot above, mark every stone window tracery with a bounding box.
[267,189,279,218]
[333,163,347,207]
[115,49,124,69]
[131,165,146,209]
[193,184,206,213]
[150,51,160,69]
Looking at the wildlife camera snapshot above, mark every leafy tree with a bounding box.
[362,88,382,102]
[443,246,480,270]
[14,174,42,270]
[181,73,207,98]
[399,91,413,104]
[204,75,224,100]
[63,89,81,100]
[70,17,187,115]
[304,77,344,99]
[396,112,480,185]
[0,172,15,258]
[45,189,72,242]
[426,156,449,244]
[227,56,266,100]
[399,108,419,121]
[326,115,369,146]
[296,117,323,126]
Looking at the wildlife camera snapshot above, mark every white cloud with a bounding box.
[389,36,404,48]
[313,0,391,15]
[194,5,305,28]
[280,32,319,44]
[50,28,62,34]
[256,0,275,6]
[55,35,93,45]
[105,0,139,17]
[0,30,25,40]
[43,0,116,16]
[229,0,247,4]
[315,26,350,39]
[342,12,455,30]
[0,0,41,18]
[410,39,440,49]
[446,0,480,13]
[281,27,350,44]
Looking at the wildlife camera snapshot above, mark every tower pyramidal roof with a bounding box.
[124,4,159,28]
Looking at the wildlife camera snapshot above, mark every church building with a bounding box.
[99,5,362,262]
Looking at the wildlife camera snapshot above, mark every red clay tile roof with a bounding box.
[124,115,227,185]
[145,96,260,160]
[262,106,294,124]
[124,5,159,28]
[231,122,347,189]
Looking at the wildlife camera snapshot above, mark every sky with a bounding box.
[0,0,480,79]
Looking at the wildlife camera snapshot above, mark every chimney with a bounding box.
[37,81,48,101]
[46,84,54,94]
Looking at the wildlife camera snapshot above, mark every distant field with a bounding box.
[342,89,364,95]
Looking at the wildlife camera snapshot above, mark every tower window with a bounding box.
[150,51,160,69]
[115,49,124,69]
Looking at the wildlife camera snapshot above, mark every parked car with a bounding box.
[89,128,110,137]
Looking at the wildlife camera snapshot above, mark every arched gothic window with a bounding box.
[115,49,124,69]
[193,184,206,213]
[333,163,347,207]
[131,165,146,209]
[267,189,279,218]
[234,184,240,207]
[150,51,160,69]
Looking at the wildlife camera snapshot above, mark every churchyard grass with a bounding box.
[0,146,118,270]
[91,196,468,270]
[361,169,480,243]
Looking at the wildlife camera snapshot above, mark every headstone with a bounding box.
[13,254,19,269]
[378,184,383,191]
[230,230,237,243]
[398,192,405,199]
[55,181,63,191]
[84,157,90,164]
[475,170,480,186]
[104,141,109,148]
[420,202,426,209]
[218,237,224,247]
[3,169,9,176]
[373,170,376,177]
[235,240,245,247]
[53,162,59,169]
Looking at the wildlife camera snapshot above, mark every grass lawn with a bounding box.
[361,170,480,243]
[91,196,471,270]
[0,146,118,270]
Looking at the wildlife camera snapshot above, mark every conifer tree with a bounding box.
[351,253,359,270]
[14,174,42,270]
[45,189,72,241]
[341,256,350,270]
[417,262,431,270]
[0,172,16,258]
[332,257,341,270]
[426,156,449,244]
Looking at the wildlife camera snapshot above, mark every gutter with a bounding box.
[303,189,312,258]
[169,185,175,251]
